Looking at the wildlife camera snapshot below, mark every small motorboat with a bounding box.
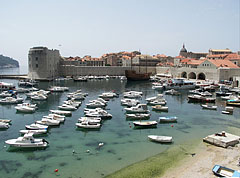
[31,94,48,101]
[0,122,10,129]
[212,165,240,177]
[123,91,143,98]
[25,123,48,130]
[0,97,23,104]
[126,113,151,120]
[19,129,48,135]
[0,119,12,123]
[85,110,112,119]
[0,91,12,98]
[86,100,106,108]
[76,122,101,129]
[133,121,157,128]
[164,89,180,95]
[78,117,102,124]
[99,92,118,98]
[124,104,149,114]
[201,104,217,110]
[58,104,77,111]
[222,110,232,115]
[50,110,72,116]
[148,135,173,143]
[148,99,166,106]
[159,116,178,123]
[5,133,48,148]
[146,94,164,102]
[152,105,168,112]
[63,100,81,108]
[15,105,36,113]
[36,118,60,126]
[42,114,65,123]
[121,98,140,107]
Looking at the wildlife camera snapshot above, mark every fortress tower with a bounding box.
[28,47,61,80]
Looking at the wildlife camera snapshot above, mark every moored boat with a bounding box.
[159,116,177,123]
[212,165,240,177]
[126,113,151,120]
[148,135,173,143]
[133,121,157,128]
[152,105,168,112]
[201,104,217,110]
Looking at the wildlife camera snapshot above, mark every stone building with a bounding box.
[28,47,61,80]
[179,44,207,59]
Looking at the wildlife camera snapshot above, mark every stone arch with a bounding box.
[197,73,206,80]
[181,71,187,78]
[188,72,196,79]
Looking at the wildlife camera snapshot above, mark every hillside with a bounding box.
[0,54,19,68]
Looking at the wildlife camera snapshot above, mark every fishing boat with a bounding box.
[212,165,240,177]
[159,116,177,123]
[201,104,217,110]
[5,133,48,148]
[148,135,173,143]
[152,105,168,112]
[133,121,157,128]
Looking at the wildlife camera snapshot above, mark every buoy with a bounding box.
[86,149,90,153]
[171,125,174,127]
[129,125,132,128]
[54,169,58,172]
[72,150,75,154]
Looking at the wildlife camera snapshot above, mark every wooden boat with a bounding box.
[125,70,151,81]
[201,104,217,110]
[159,116,177,123]
[152,105,168,112]
[148,135,173,143]
[212,165,240,177]
[133,121,157,128]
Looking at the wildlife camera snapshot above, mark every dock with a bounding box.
[203,131,240,148]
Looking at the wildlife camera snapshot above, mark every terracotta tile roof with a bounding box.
[225,53,240,60]
[175,55,185,59]
[207,59,239,68]
[207,54,228,58]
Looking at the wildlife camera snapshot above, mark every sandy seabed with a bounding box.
[161,142,240,178]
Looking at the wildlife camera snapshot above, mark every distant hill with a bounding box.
[0,54,19,68]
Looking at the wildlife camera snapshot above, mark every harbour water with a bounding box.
[0,68,240,178]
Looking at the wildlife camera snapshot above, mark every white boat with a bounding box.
[67,93,86,100]
[159,116,178,123]
[85,110,112,119]
[124,104,149,113]
[121,98,140,107]
[126,113,151,120]
[222,110,232,115]
[0,122,10,129]
[17,103,38,109]
[152,85,163,90]
[31,94,47,101]
[19,129,47,135]
[221,95,238,101]
[0,119,11,123]
[63,100,81,108]
[5,133,48,148]
[133,121,158,128]
[99,92,118,98]
[43,114,65,123]
[76,122,101,129]
[201,104,217,110]
[49,86,68,92]
[84,107,105,114]
[152,105,168,112]
[50,110,72,116]
[0,91,12,97]
[163,78,196,90]
[78,117,102,124]
[0,97,23,104]
[58,104,77,111]
[164,89,181,95]
[15,105,36,113]
[36,118,60,126]
[148,135,173,143]
[86,100,106,108]
[123,91,143,98]
[0,81,15,90]
[146,94,164,102]
[149,99,166,106]
[25,123,48,130]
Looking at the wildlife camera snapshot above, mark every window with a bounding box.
[36,57,38,61]
[36,64,38,68]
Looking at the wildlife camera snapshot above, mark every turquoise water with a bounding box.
[0,77,240,178]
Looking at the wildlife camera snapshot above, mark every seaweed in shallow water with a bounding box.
[0,160,22,173]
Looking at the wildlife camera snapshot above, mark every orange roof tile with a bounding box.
[207,59,239,68]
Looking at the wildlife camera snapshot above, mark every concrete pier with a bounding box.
[203,131,240,148]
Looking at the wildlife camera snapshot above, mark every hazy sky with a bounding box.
[0,0,239,66]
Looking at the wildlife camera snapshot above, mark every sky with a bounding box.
[0,0,239,67]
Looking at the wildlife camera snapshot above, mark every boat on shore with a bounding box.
[125,70,151,81]
[148,135,173,143]
[212,165,240,177]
